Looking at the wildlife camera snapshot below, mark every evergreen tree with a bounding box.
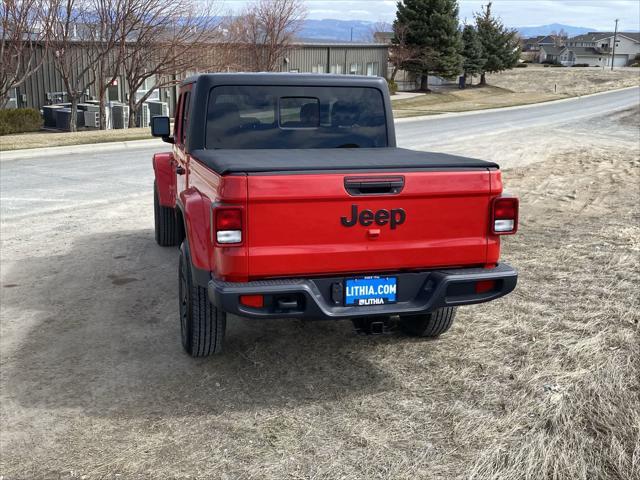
[461,24,485,85]
[394,0,463,91]
[475,2,521,85]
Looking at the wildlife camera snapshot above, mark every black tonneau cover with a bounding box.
[190,148,498,174]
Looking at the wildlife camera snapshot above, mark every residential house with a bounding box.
[566,32,640,66]
[521,35,563,62]
[539,45,569,64]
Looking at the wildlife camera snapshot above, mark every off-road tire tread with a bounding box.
[400,307,456,337]
[154,181,179,247]
[190,282,226,357]
[181,242,226,357]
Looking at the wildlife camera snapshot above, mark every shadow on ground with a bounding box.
[2,229,401,418]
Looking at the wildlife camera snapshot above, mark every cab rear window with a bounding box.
[205,85,387,149]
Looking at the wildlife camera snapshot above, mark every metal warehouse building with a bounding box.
[7,41,389,118]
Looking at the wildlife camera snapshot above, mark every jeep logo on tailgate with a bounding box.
[341,205,406,229]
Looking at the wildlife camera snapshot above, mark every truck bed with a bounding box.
[190,148,499,174]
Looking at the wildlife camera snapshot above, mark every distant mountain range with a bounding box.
[515,23,595,38]
[297,20,630,42]
[297,19,388,42]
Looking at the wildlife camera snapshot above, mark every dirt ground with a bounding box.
[1,108,639,478]
[393,66,640,117]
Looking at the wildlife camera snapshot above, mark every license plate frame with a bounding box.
[344,276,397,306]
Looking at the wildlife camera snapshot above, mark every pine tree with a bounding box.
[461,24,485,85]
[394,0,463,91]
[475,2,521,85]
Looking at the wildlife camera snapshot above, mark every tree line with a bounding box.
[1,0,305,131]
[390,0,520,90]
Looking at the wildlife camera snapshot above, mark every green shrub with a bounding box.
[550,63,564,67]
[0,108,43,135]
[387,78,398,95]
[572,63,590,67]
[515,63,528,68]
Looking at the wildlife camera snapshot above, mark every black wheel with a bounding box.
[154,180,180,247]
[400,307,457,337]
[178,242,226,357]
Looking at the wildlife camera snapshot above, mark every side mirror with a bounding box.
[150,116,174,144]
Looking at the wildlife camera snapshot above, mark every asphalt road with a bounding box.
[1,87,638,220]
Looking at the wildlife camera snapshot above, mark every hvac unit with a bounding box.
[55,108,72,130]
[111,104,130,129]
[42,105,63,128]
[84,107,110,129]
[147,101,169,117]
[137,103,151,127]
[84,111,100,128]
[54,108,85,130]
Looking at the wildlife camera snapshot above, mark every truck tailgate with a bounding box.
[246,170,494,279]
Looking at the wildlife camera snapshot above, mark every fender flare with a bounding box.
[152,152,176,207]
[178,189,212,274]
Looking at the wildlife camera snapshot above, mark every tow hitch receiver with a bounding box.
[352,317,396,335]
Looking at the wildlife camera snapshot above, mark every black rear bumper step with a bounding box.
[208,263,517,320]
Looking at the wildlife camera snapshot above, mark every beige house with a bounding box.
[567,32,640,67]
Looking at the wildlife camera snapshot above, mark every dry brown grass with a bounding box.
[0,126,152,151]
[0,110,638,479]
[466,117,640,478]
[489,65,640,96]
[392,85,560,117]
[393,66,640,118]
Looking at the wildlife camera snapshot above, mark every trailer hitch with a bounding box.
[352,317,396,335]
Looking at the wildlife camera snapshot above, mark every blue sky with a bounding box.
[220,0,640,31]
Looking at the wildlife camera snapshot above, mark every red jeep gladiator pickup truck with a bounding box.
[150,73,518,357]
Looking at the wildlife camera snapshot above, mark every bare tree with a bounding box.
[389,22,420,82]
[0,0,56,107]
[365,20,391,43]
[50,0,100,131]
[87,0,135,129]
[229,0,306,72]
[121,0,222,127]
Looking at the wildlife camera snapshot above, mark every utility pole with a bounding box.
[611,18,619,70]
[350,27,353,42]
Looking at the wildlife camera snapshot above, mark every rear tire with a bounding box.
[179,242,226,357]
[154,180,179,247]
[400,307,457,337]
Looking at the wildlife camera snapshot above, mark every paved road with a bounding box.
[1,87,638,219]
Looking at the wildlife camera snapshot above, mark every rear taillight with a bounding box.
[214,207,243,244]
[491,196,519,235]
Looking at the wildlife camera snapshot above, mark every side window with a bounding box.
[174,93,184,141]
[180,91,191,145]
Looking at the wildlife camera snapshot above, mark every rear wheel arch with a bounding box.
[178,190,212,274]
[152,152,176,208]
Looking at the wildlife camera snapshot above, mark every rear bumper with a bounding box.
[208,263,517,320]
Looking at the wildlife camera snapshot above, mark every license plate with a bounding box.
[345,276,397,306]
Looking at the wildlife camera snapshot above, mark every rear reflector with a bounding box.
[240,294,264,308]
[491,197,519,235]
[475,280,497,294]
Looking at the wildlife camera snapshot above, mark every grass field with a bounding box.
[0,126,153,152]
[392,66,640,117]
[1,102,638,478]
